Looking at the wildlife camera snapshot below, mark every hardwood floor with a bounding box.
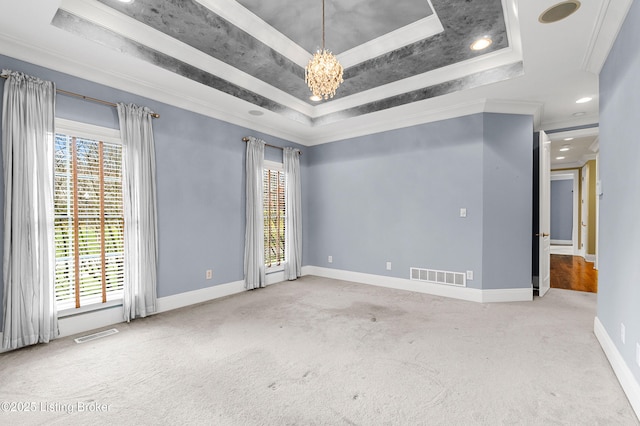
[550,255,598,293]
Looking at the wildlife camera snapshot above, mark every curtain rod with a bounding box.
[242,137,302,155]
[1,74,160,119]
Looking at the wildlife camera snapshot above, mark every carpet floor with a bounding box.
[0,276,637,425]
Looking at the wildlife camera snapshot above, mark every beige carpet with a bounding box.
[0,276,637,425]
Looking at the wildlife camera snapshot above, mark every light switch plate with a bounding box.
[460,208,467,218]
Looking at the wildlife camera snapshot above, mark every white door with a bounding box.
[581,163,589,258]
[539,131,551,297]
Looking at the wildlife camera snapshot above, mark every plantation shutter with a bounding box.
[263,167,286,267]
[54,134,124,310]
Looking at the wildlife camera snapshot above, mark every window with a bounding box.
[54,120,124,311]
[263,161,286,268]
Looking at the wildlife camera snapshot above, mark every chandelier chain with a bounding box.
[322,0,325,50]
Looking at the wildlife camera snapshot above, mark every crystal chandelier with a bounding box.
[305,0,343,101]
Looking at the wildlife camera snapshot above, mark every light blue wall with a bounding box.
[0,54,306,330]
[550,179,573,241]
[306,114,485,287]
[305,113,533,290]
[482,113,533,289]
[598,0,640,384]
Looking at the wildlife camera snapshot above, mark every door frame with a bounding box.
[550,170,579,254]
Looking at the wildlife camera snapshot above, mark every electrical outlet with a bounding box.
[621,323,626,344]
[460,208,467,218]
[386,262,392,271]
[328,255,333,263]
[206,269,213,280]
[636,343,640,368]
[466,270,474,280]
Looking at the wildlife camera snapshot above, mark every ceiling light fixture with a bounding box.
[576,97,592,104]
[564,137,574,141]
[310,95,322,102]
[117,0,134,3]
[248,110,264,116]
[559,146,570,152]
[539,1,581,24]
[470,36,493,51]
[556,156,566,160]
[305,0,343,101]
[573,112,586,117]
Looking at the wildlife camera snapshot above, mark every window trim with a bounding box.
[54,118,124,312]
[56,118,122,146]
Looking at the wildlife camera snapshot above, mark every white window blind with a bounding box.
[263,162,286,267]
[54,131,124,310]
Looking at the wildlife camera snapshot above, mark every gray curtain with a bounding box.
[284,147,302,280]
[117,103,158,322]
[244,137,265,289]
[1,70,58,349]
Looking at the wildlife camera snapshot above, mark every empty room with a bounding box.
[1,0,639,424]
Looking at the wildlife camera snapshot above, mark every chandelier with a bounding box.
[305,0,343,101]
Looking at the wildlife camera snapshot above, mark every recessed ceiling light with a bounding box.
[556,156,566,160]
[563,137,574,141]
[539,1,581,24]
[310,95,322,102]
[118,0,134,3]
[573,112,586,117]
[248,110,264,116]
[576,97,592,104]
[470,37,493,51]
[559,147,570,152]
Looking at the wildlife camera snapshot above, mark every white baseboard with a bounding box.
[594,316,640,419]
[301,266,532,303]
[481,287,534,303]
[156,280,245,313]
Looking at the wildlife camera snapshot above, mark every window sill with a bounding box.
[266,264,285,274]
[58,299,123,318]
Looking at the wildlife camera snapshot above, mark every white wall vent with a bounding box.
[74,328,119,344]
[410,267,466,287]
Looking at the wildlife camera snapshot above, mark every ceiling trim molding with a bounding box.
[546,127,599,141]
[541,114,600,134]
[337,3,444,68]
[552,160,588,169]
[303,97,541,145]
[0,32,310,144]
[194,0,311,67]
[580,0,634,74]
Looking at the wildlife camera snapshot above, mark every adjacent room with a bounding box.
[1,0,639,423]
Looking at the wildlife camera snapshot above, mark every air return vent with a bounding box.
[74,328,119,344]
[410,267,466,287]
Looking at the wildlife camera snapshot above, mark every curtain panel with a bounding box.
[244,137,265,289]
[117,103,158,322]
[1,70,58,349]
[284,147,302,280]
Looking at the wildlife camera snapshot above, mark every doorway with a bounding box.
[536,127,600,294]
